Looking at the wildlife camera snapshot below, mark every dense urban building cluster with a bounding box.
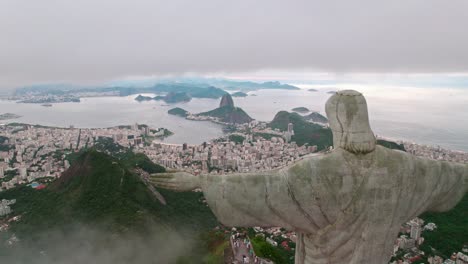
[0,120,304,192]
[404,143,468,163]
[9,90,120,104]
[0,123,168,191]
[252,226,297,245]
[390,217,468,264]
[138,134,317,175]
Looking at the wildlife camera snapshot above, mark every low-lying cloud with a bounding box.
[1,223,196,264]
[1,0,468,88]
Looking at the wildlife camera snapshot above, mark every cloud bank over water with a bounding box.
[1,0,468,87]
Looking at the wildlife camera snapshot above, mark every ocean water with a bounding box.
[0,85,467,151]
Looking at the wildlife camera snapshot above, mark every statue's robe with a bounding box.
[200,146,467,264]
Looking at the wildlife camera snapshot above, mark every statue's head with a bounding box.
[325,90,376,154]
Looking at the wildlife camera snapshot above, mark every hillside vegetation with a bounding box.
[0,147,219,263]
[376,139,406,152]
[270,111,408,153]
[419,194,468,259]
[303,112,328,123]
[199,106,253,124]
[269,111,332,151]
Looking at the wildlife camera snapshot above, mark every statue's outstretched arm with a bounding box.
[414,157,468,213]
[151,168,293,228]
[150,171,202,192]
[151,155,324,230]
[199,169,293,228]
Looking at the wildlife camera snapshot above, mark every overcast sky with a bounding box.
[1,0,468,88]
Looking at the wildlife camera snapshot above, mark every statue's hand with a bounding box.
[150,172,201,192]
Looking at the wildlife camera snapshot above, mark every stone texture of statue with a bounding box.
[152,90,468,264]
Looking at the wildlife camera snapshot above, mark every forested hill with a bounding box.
[269,111,332,151]
[269,111,406,152]
[0,149,219,263]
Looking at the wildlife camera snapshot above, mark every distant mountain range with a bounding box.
[109,77,301,92]
[204,79,300,91]
[112,84,229,99]
[14,78,299,98]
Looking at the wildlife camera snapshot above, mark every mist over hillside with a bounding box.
[0,148,220,263]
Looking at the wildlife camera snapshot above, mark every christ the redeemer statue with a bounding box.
[152,90,468,264]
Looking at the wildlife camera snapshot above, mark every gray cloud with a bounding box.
[1,0,468,88]
[1,223,196,264]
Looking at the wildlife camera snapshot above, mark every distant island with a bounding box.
[308,88,318,92]
[0,113,21,120]
[327,91,337,94]
[291,107,310,113]
[231,91,248,97]
[196,94,253,124]
[134,94,154,101]
[135,92,192,103]
[168,107,189,117]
